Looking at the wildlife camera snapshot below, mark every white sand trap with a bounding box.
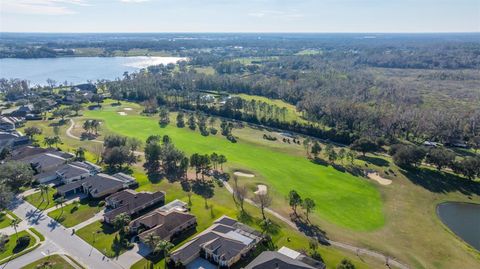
[118,111,127,116]
[254,184,268,195]
[234,171,255,178]
[367,172,392,185]
[124,108,133,111]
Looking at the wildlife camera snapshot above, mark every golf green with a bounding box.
[84,104,384,231]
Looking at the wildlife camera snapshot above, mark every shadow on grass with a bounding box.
[358,155,390,167]
[401,167,480,195]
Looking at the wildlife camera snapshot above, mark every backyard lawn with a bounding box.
[24,187,57,210]
[82,102,384,231]
[21,254,75,269]
[0,231,36,262]
[0,212,19,229]
[47,199,104,228]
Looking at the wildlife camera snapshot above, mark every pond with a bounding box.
[437,202,480,251]
[0,56,186,86]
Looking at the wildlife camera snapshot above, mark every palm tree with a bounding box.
[156,240,174,269]
[10,219,20,238]
[39,184,49,206]
[55,197,66,219]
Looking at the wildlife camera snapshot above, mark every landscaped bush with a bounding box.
[14,235,31,253]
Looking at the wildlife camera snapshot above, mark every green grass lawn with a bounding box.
[0,212,14,229]
[21,254,75,269]
[76,221,126,258]
[0,231,36,261]
[24,187,57,210]
[83,102,384,231]
[48,199,104,228]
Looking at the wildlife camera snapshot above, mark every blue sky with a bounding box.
[1,0,479,33]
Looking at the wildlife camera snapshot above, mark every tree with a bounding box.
[210,152,219,170]
[325,144,337,163]
[392,145,426,168]
[155,240,174,269]
[346,150,356,164]
[188,114,196,130]
[0,233,8,252]
[10,218,20,238]
[176,111,185,128]
[0,184,13,211]
[254,192,272,220]
[70,103,83,116]
[43,136,56,148]
[75,147,86,161]
[233,184,248,212]
[288,190,302,217]
[311,142,322,159]
[425,148,455,171]
[350,138,378,157]
[470,136,480,153]
[0,161,34,191]
[302,198,316,222]
[159,108,170,127]
[452,157,480,180]
[337,259,356,269]
[113,213,131,234]
[338,148,347,164]
[103,146,136,170]
[91,94,103,107]
[217,154,227,171]
[143,233,161,255]
[52,108,71,122]
[39,184,49,206]
[303,138,312,158]
[55,196,66,218]
[24,126,42,141]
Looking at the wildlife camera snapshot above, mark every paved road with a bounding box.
[224,181,410,269]
[8,197,126,269]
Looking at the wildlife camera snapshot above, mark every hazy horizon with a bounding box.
[1,0,478,33]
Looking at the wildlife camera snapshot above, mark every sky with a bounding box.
[0,0,479,33]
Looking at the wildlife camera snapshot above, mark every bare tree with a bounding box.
[253,192,272,220]
[233,185,248,213]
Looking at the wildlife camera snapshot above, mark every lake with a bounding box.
[437,202,480,251]
[0,56,186,86]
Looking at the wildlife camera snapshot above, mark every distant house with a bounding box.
[0,116,24,131]
[56,172,137,198]
[0,132,29,152]
[103,189,165,224]
[244,247,326,269]
[19,152,68,176]
[9,104,34,118]
[72,83,97,93]
[129,200,196,242]
[10,146,54,161]
[170,216,263,268]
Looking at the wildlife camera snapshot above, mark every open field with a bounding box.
[47,199,104,228]
[21,100,480,268]
[21,254,75,269]
[80,101,384,231]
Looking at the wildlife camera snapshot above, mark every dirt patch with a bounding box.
[233,171,255,178]
[124,108,133,111]
[254,184,268,195]
[118,111,127,116]
[367,172,392,185]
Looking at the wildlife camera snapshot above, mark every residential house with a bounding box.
[129,200,196,242]
[0,132,29,152]
[0,116,24,131]
[244,247,326,269]
[19,152,68,175]
[170,216,263,268]
[103,189,165,224]
[56,172,137,198]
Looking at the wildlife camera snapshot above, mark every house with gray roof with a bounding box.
[170,216,263,268]
[103,189,165,224]
[244,247,325,269]
[56,172,137,198]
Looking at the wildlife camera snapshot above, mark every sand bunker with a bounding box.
[367,172,392,185]
[254,184,268,195]
[118,111,127,116]
[124,108,133,111]
[233,171,255,178]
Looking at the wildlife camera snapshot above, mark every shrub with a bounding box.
[98,201,106,207]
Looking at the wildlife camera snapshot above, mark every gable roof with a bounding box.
[244,251,323,269]
[104,190,165,221]
[57,163,91,179]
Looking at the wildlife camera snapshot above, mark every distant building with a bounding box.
[103,189,165,224]
[170,216,263,268]
[0,116,24,131]
[0,132,29,152]
[56,172,137,198]
[244,247,326,269]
